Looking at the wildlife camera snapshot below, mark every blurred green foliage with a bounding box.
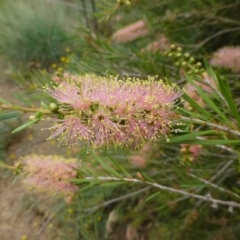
[0,1,76,70]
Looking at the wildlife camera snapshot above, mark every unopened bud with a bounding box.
[189,57,195,63]
[35,111,42,118]
[29,115,36,120]
[49,103,59,113]
[175,61,180,67]
[175,52,182,58]
[196,62,202,67]
[181,61,187,67]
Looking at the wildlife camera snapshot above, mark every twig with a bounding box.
[81,0,90,29]
[91,0,98,31]
[23,0,92,12]
[37,214,55,237]
[0,104,51,114]
[84,186,150,215]
[180,116,240,137]
[188,173,240,199]
[192,27,240,50]
[215,144,235,154]
[168,160,234,204]
[85,175,240,208]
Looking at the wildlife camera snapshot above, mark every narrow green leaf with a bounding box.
[12,93,32,107]
[92,151,122,178]
[107,154,132,177]
[12,118,40,133]
[101,182,123,187]
[71,179,92,184]
[145,191,161,202]
[168,130,215,143]
[41,101,49,109]
[0,97,11,105]
[80,183,98,192]
[141,172,155,182]
[183,139,240,145]
[180,184,204,188]
[178,107,211,122]
[0,112,20,121]
[216,72,240,125]
[186,75,230,124]
[182,94,212,120]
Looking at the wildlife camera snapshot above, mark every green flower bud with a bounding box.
[175,52,182,58]
[184,53,190,59]
[163,51,168,56]
[170,44,176,50]
[175,61,180,67]
[49,103,59,113]
[29,115,36,120]
[189,57,195,63]
[177,47,182,52]
[58,114,64,120]
[181,61,187,67]
[196,62,202,68]
[35,111,43,118]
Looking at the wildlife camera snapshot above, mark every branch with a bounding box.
[180,116,240,137]
[0,104,51,114]
[84,186,150,216]
[85,175,240,208]
[188,173,240,200]
[168,160,234,204]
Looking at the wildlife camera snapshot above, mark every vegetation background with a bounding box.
[0,0,240,239]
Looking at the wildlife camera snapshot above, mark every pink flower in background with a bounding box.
[189,145,202,159]
[21,155,78,197]
[141,34,171,53]
[180,144,202,162]
[45,75,182,150]
[129,143,151,168]
[129,155,147,168]
[210,46,240,73]
[111,20,149,43]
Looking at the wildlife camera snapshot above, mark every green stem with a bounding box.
[85,176,240,208]
[0,104,51,114]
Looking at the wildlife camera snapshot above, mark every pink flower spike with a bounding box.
[210,46,240,73]
[45,75,183,150]
[21,155,79,198]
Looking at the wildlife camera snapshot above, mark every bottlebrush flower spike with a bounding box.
[21,155,78,198]
[141,34,171,53]
[45,75,182,150]
[210,46,240,73]
[111,20,149,43]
